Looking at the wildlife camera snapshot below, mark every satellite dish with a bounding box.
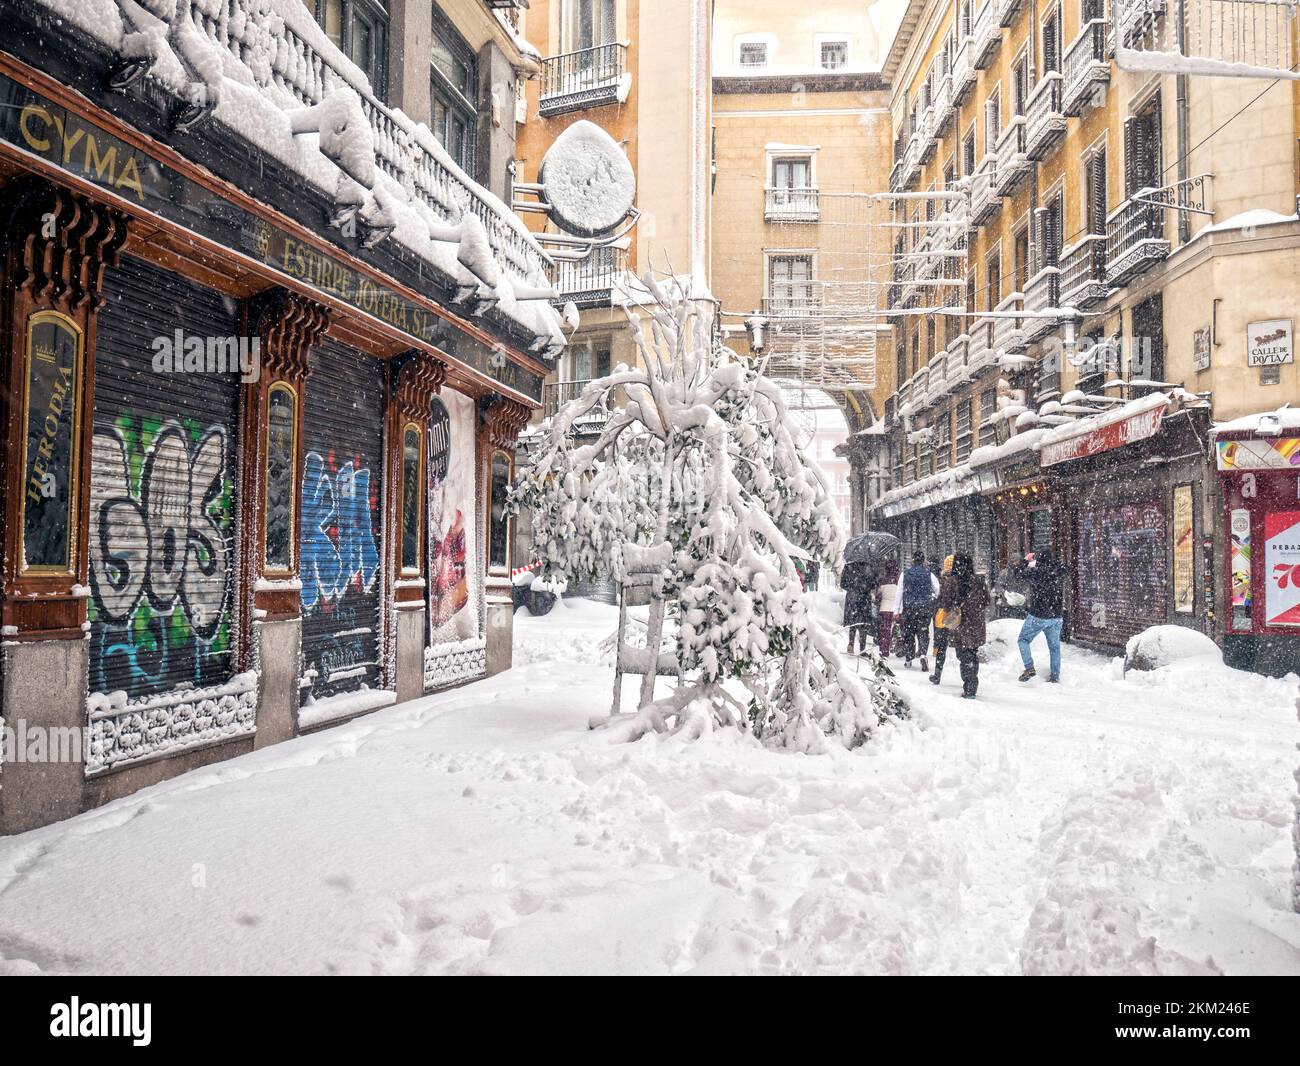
[538,120,636,237]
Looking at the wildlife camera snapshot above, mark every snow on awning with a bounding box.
[1211,405,1300,438]
[1036,393,1171,468]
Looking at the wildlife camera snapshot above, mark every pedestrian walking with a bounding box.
[899,550,940,671]
[874,560,901,657]
[1012,547,1068,682]
[929,553,955,685]
[938,553,990,698]
[840,560,874,655]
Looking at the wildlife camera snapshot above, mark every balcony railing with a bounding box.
[918,106,938,163]
[905,133,924,186]
[994,117,1030,196]
[166,0,556,304]
[543,380,611,428]
[928,356,951,406]
[972,3,1001,69]
[1059,234,1110,309]
[993,292,1027,355]
[550,246,628,308]
[764,288,823,318]
[968,316,998,375]
[934,73,955,135]
[765,187,820,221]
[971,155,1000,225]
[952,36,977,103]
[996,0,1025,27]
[1024,73,1066,160]
[945,333,970,386]
[1063,18,1113,116]
[539,42,629,117]
[1118,0,1168,47]
[1105,195,1169,286]
[1023,266,1063,342]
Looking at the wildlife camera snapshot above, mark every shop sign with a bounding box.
[1039,404,1167,468]
[1172,483,1194,613]
[1192,326,1211,372]
[1247,319,1293,367]
[1214,437,1300,471]
[0,70,544,402]
[20,311,83,573]
[1229,508,1252,617]
[1263,511,1300,626]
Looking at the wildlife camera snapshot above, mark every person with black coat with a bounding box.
[1012,547,1068,682]
[937,553,991,699]
[841,560,875,654]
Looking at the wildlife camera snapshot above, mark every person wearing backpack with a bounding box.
[899,551,939,671]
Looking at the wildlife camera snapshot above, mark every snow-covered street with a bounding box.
[0,597,1296,976]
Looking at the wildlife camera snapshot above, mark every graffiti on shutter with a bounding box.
[1072,498,1167,643]
[86,257,253,773]
[300,340,385,702]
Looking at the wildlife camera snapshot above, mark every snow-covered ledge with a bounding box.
[33,0,566,353]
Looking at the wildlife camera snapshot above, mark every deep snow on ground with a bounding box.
[0,595,1297,975]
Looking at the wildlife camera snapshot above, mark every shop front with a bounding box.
[1212,416,1300,676]
[1040,397,1212,649]
[0,8,560,830]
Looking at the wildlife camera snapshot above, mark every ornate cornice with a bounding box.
[6,179,129,310]
[253,289,331,385]
[483,396,532,451]
[392,350,447,423]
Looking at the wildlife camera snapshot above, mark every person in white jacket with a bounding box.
[873,560,901,656]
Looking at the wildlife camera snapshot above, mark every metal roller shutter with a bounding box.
[1071,498,1167,645]
[300,338,386,702]
[88,256,242,700]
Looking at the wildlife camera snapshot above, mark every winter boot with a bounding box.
[919,655,928,673]
[1018,667,1036,682]
[929,669,941,685]
[1047,674,1060,683]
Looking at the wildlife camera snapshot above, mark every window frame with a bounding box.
[314,0,390,102]
[430,3,478,173]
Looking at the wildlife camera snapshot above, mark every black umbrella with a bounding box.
[843,531,901,565]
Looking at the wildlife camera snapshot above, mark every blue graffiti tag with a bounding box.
[301,451,381,611]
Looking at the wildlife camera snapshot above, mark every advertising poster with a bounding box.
[1172,484,1194,614]
[1263,510,1300,627]
[428,389,480,645]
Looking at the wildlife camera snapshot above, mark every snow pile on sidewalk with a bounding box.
[0,600,1295,975]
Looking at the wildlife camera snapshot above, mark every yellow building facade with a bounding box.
[874,0,1300,671]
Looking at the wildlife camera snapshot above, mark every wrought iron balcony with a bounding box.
[967,316,998,376]
[926,353,950,405]
[970,155,1001,225]
[1118,0,1168,47]
[1023,266,1063,342]
[918,107,938,164]
[971,3,1001,69]
[765,187,820,221]
[550,246,627,308]
[952,36,977,103]
[539,42,629,117]
[890,157,906,193]
[945,333,971,387]
[1063,18,1113,117]
[1105,196,1170,286]
[934,74,955,136]
[905,134,924,187]
[1059,234,1109,310]
[993,292,1027,355]
[763,288,823,319]
[994,117,1030,196]
[543,380,611,430]
[1024,73,1066,160]
[996,0,1025,28]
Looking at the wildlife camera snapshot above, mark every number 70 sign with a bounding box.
[1264,512,1300,626]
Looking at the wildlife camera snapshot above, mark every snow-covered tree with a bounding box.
[515,275,907,750]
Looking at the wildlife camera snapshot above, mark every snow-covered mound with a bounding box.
[1124,625,1222,672]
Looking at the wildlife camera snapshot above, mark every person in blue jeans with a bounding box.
[1012,548,1068,683]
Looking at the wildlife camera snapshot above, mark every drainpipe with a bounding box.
[1176,0,1191,243]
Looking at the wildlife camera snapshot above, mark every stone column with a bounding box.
[0,180,128,833]
[387,351,447,702]
[245,290,330,747]
[481,397,532,677]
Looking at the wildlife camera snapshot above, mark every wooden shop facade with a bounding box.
[0,2,558,831]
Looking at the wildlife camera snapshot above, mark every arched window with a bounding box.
[400,422,423,574]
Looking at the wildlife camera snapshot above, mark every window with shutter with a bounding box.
[985,92,1001,151]
[1087,148,1108,234]
[963,128,977,175]
[1013,54,1030,116]
[1043,8,1061,73]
